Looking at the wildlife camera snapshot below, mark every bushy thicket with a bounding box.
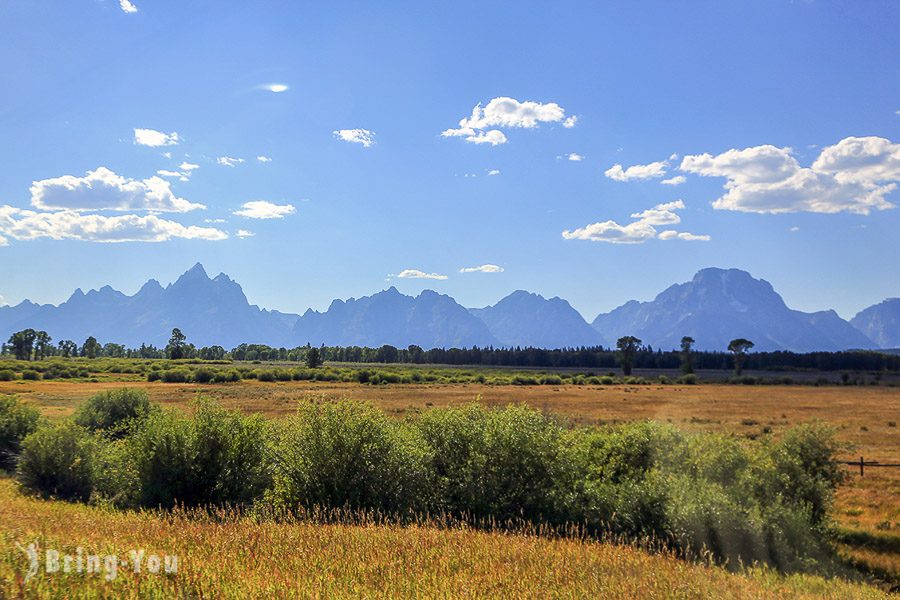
[73,388,152,437]
[0,395,42,470]
[13,392,846,572]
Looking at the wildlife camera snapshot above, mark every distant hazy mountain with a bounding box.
[470,290,606,348]
[293,287,499,349]
[0,263,298,348]
[851,299,900,349]
[591,268,875,352]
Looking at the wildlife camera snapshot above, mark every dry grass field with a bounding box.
[1,376,898,594]
[0,477,890,599]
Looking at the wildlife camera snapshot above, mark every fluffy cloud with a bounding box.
[661,175,686,186]
[30,167,204,213]
[0,206,226,243]
[133,128,178,147]
[562,200,708,244]
[119,0,138,13]
[567,153,584,162]
[233,200,296,219]
[257,156,272,163]
[217,156,245,167]
[333,129,375,147]
[487,169,501,176]
[397,269,448,280]
[179,162,199,171]
[235,229,255,238]
[605,160,668,181]
[459,264,504,273]
[680,136,899,214]
[442,97,574,146]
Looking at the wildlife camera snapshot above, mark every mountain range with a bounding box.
[0,264,896,352]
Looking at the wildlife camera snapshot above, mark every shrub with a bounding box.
[0,369,15,381]
[21,370,40,381]
[540,375,563,385]
[257,370,277,383]
[147,371,161,382]
[73,388,152,438]
[678,374,698,385]
[161,369,190,383]
[212,369,241,383]
[193,368,215,383]
[17,422,97,501]
[0,396,42,470]
[124,400,270,508]
[416,404,568,522]
[266,400,432,514]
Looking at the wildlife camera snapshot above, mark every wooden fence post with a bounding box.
[860,456,864,477]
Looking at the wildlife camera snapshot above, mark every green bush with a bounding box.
[678,374,698,385]
[256,370,277,383]
[193,368,215,383]
[73,388,152,438]
[0,369,15,381]
[267,400,432,514]
[416,404,568,522]
[212,369,241,383]
[0,396,42,470]
[124,400,270,508]
[18,421,97,501]
[161,369,190,383]
[21,370,40,381]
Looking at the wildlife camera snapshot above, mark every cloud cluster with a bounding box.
[0,206,226,243]
[134,128,178,147]
[233,200,296,220]
[396,269,448,280]
[31,167,204,212]
[459,264,504,273]
[333,129,375,147]
[681,136,899,214]
[562,200,709,244]
[442,97,575,146]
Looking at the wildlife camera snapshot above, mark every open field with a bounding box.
[2,369,898,593]
[0,477,891,599]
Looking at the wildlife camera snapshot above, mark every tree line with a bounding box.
[4,327,898,373]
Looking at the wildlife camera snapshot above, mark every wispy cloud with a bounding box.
[396,269,448,280]
[260,83,289,93]
[459,264,504,273]
[661,175,686,186]
[217,156,245,167]
[119,0,138,14]
[233,200,296,220]
[566,153,584,161]
[235,229,255,238]
[487,169,501,176]
[333,129,375,147]
[257,156,272,163]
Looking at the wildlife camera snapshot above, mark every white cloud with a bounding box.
[235,229,255,238]
[262,84,289,93]
[459,264,504,273]
[605,160,668,181]
[257,156,272,163]
[333,129,375,147]
[156,170,182,178]
[567,153,584,162]
[133,128,178,147]
[0,206,226,243]
[30,167,204,213]
[119,0,138,14]
[0,235,7,247]
[790,226,800,232]
[162,152,172,159]
[442,97,574,146]
[0,294,6,304]
[487,169,501,176]
[179,162,199,171]
[563,200,708,244]
[657,230,710,241]
[233,200,296,220]
[205,218,227,224]
[681,137,899,214]
[661,175,686,186]
[217,156,245,167]
[396,269,448,280]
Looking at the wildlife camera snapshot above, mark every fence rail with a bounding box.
[840,456,900,476]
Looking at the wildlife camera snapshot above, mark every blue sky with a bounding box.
[0,0,898,320]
